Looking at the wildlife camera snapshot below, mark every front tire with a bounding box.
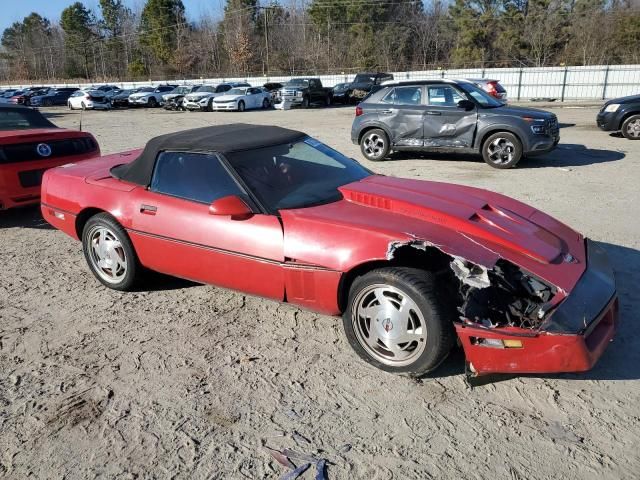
[301,95,310,108]
[82,213,141,291]
[342,267,455,376]
[360,128,390,161]
[237,100,245,112]
[481,132,523,169]
[262,98,270,109]
[621,114,640,140]
[148,97,158,108]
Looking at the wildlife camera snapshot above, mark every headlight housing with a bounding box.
[604,103,620,113]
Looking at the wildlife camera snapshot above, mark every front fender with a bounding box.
[474,119,532,151]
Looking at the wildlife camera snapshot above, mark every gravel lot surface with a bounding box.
[1,105,639,479]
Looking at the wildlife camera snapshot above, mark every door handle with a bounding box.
[140,204,157,215]
[425,111,441,116]
[380,109,393,114]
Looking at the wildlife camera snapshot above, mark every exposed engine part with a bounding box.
[458,260,555,330]
[386,239,557,330]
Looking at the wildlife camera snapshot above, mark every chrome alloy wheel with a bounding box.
[351,284,427,366]
[362,132,386,159]
[487,137,516,164]
[87,226,128,284]
[626,118,640,138]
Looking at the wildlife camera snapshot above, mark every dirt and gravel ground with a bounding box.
[1,104,639,480]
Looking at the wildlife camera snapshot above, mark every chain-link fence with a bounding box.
[3,64,640,101]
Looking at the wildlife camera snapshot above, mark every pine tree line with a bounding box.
[1,0,639,83]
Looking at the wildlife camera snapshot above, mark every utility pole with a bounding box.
[264,6,269,75]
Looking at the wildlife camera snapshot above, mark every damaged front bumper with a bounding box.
[457,240,618,375]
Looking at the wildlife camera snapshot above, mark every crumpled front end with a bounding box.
[455,240,617,375]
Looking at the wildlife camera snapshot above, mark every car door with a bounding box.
[379,86,428,147]
[248,88,261,108]
[423,84,478,148]
[128,151,285,301]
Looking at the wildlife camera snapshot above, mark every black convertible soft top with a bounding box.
[0,103,57,130]
[111,123,306,186]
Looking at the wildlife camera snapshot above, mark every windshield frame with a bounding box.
[223,136,372,213]
[284,79,310,87]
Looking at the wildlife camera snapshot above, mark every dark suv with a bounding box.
[596,94,640,139]
[351,80,559,169]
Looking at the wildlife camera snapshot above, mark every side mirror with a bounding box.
[208,195,253,220]
[457,99,475,111]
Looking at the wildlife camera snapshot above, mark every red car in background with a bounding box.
[468,78,508,102]
[40,124,617,379]
[0,104,99,210]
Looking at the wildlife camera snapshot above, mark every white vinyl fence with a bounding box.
[3,64,640,101]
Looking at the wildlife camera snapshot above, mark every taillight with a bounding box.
[355,105,363,116]
[486,82,499,98]
[84,93,91,99]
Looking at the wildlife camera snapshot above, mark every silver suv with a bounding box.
[351,79,558,169]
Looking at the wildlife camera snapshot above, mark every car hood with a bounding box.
[489,105,555,119]
[185,92,213,100]
[214,94,243,102]
[129,92,153,99]
[604,94,640,105]
[280,175,586,292]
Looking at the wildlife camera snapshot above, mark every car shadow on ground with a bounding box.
[427,241,640,385]
[559,122,576,128]
[521,144,625,168]
[0,205,53,230]
[139,272,201,292]
[390,143,625,169]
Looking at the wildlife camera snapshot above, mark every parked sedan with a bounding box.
[0,104,99,210]
[128,85,176,107]
[183,83,250,111]
[0,89,18,103]
[162,85,202,111]
[596,94,640,139]
[40,124,617,379]
[30,87,79,107]
[111,89,139,108]
[212,87,271,111]
[332,82,352,104]
[67,90,111,110]
[352,79,558,168]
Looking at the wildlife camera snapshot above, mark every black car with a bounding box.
[596,94,640,140]
[351,79,559,169]
[348,72,394,102]
[30,87,79,107]
[111,89,138,108]
[332,83,351,104]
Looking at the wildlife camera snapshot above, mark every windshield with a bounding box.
[136,87,154,93]
[0,108,56,131]
[458,82,503,108]
[227,137,371,210]
[354,74,375,83]
[285,79,309,87]
[227,88,248,95]
[195,86,214,93]
[171,86,190,94]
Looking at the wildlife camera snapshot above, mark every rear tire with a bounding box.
[325,95,332,107]
[262,98,270,109]
[342,267,456,376]
[82,213,141,291]
[360,128,390,161]
[621,114,640,140]
[481,131,522,169]
[81,102,87,111]
[68,102,73,110]
[207,98,214,112]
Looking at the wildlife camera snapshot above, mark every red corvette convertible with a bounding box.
[40,124,618,377]
[0,104,99,210]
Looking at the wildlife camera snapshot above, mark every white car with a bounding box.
[128,85,176,107]
[67,90,111,110]
[183,83,251,111]
[212,87,272,112]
